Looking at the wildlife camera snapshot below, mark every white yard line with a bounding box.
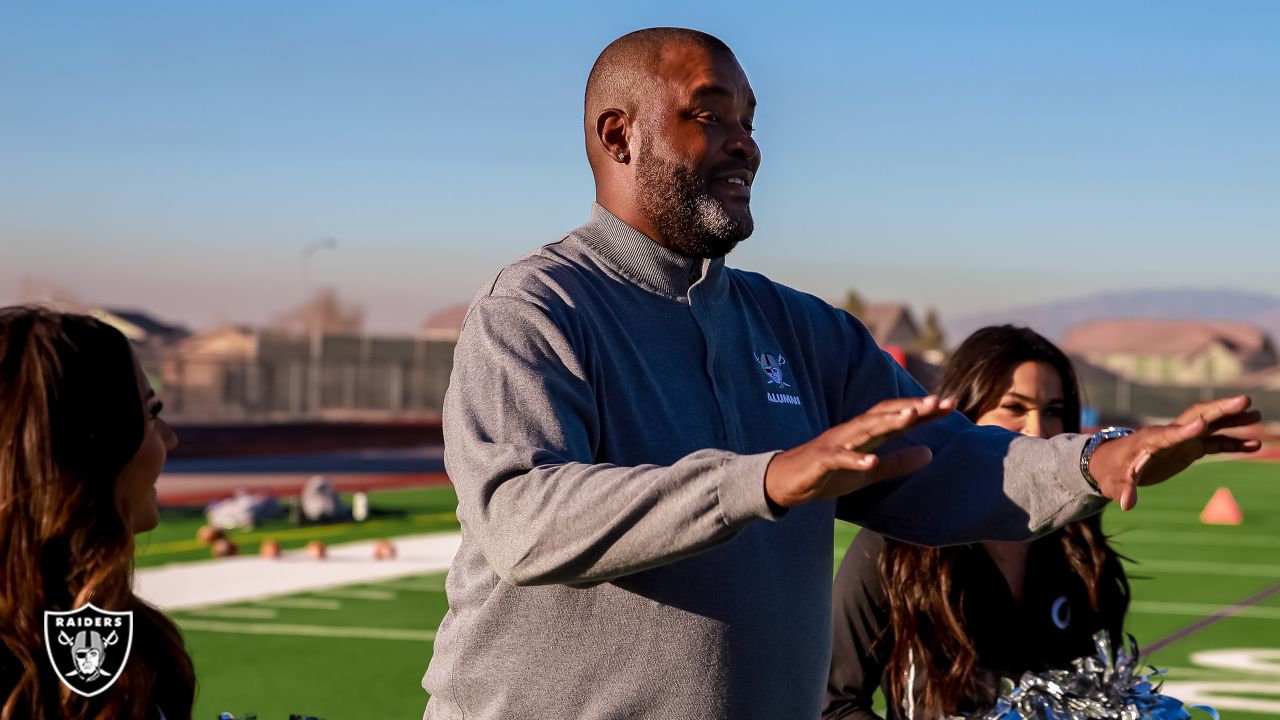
[1130,601,1280,621]
[1126,559,1280,578]
[1159,680,1280,715]
[183,607,279,620]
[382,580,448,592]
[176,619,437,642]
[312,588,397,601]
[135,532,460,611]
[1115,530,1280,549]
[256,597,343,610]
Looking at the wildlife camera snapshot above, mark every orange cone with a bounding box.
[196,525,225,545]
[260,539,282,559]
[373,539,397,561]
[210,538,239,558]
[1200,487,1243,526]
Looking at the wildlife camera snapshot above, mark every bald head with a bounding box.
[584,28,731,164]
[583,28,760,259]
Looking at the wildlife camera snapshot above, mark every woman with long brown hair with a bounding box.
[0,307,195,719]
[824,325,1130,720]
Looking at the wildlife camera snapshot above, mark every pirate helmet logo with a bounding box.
[44,604,133,697]
[755,352,791,389]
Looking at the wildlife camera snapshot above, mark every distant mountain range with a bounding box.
[942,289,1280,345]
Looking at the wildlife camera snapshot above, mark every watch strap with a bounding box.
[1079,426,1135,493]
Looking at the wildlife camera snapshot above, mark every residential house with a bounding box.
[159,325,259,420]
[90,307,188,348]
[855,303,921,350]
[1060,319,1278,386]
[420,304,469,342]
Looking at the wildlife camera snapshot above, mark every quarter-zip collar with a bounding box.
[575,203,725,302]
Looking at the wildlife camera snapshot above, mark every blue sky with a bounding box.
[2,1,1277,333]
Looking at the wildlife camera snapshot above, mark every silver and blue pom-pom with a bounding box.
[951,632,1217,720]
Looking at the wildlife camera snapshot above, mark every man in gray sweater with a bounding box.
[422,28,1261,720]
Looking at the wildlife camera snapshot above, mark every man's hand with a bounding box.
[764,395,955,509]
[1088,395,1263,511]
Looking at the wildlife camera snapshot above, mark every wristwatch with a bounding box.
[1079,426,1135,493]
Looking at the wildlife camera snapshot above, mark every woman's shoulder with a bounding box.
[844,528,889,564]
[834,530,891,596]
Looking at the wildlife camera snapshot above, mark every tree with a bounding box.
[18,276,85,312]
[841,289,865,319]
[269,288,364,336]
[914,307,946,353]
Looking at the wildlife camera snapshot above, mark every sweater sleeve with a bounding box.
[443,295,783,587]
[834,315,1107,546]
[825,530,892,720]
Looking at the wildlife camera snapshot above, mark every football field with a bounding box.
[150,459,1280,719]
[136,487,462,569]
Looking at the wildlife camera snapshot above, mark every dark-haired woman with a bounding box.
[0,307,195,719]
[824,325,1130,720]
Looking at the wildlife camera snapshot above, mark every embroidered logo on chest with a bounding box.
[755,351,802,406]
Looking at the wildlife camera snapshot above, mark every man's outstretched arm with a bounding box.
[821,392,1259,546]
[792,325,1262,544]
[446,295,784,587]
[779,388,1105,546]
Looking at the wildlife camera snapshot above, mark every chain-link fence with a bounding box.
[1080,372,1280,423]
[140,333,1280,425]
[141,333,456,422]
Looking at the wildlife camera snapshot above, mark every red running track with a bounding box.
[157,472,452,506]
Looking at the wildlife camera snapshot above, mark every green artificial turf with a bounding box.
[158,461,1279,719]
[1104,460,1280,720]
[174,574,449,719]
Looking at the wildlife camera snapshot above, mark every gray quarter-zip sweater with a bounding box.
[422,205,1105,720]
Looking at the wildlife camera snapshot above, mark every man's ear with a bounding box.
[596,109,630,163]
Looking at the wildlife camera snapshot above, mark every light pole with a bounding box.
[301,237,337,417]
[301,237,338,295]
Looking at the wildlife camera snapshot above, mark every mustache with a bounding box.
[706,161,754,179]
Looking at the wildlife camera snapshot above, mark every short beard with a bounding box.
[634,146,753,259]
